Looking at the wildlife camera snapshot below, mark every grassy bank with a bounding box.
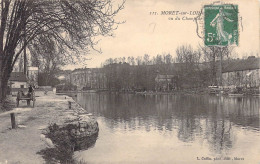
[0,96,15,112]
[38,123,97,164]
[38,123,76,163]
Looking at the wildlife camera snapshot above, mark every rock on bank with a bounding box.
[45,97,99,150]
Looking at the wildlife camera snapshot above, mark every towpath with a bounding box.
[0,92,75,163]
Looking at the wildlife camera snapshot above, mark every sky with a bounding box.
[64,0,259,69]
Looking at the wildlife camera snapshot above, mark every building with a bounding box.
[222,57,260,88]
[155,74,178,91]
[9,72,28,89]
[27,66,39,87]
[8,66,39,92]
[65,68,107,90]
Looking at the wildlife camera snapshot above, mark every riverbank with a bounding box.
[0,92,98,163]
[57,88,209,95]
[58,87,259,97]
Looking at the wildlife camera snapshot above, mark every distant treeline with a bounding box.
[103,53,175,66]
[101,45,225,91]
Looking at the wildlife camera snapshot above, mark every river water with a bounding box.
[75,93,260,164]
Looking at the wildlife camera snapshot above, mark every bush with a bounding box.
[37,123,77,163]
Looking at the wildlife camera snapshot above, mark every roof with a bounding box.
[222,58,260,73]
[9,72,27,82]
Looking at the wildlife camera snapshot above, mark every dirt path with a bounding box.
[0,93,72,164]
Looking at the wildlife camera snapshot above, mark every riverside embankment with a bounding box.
[0,92,98,163]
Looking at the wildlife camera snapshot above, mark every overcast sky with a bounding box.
[65,0,259,69]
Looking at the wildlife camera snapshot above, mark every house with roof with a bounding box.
[155,74,178,91]
[222,57,260,88]
[9,72,28,89]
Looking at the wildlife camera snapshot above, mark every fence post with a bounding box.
[10,113,16,129]
[68,101,71,109]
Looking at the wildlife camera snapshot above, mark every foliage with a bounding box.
[199,45,234,85]
[37,123,76,163]
[38,122,98,163]
[102,45,208,91]
[0,95,14,112]
[100,43,238,91]
[56,83,77,92]
[38,72,60,87]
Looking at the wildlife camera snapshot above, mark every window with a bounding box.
[20,85,24,88]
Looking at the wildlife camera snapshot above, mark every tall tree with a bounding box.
[29,34,65,86]
[176,45,202,88]
[200,45,233,85]
[0,0,124,101]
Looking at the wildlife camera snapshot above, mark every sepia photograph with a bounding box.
[0,0,259,163]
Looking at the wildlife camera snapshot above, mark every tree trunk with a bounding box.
[0,69,10,102]
[0,54,13,102]
[0,80,3,102]
[212,53,217,85]
[0,59,3,102]
[1,79,7,102]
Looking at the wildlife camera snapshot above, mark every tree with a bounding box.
[29,34,65,86]
[176,45,201,64]
[143,54,150,65]
[153,54,163,65]
[200,45,233,85]
[175,45,202,88]
[0,0,125,101]
[164,53,172,65]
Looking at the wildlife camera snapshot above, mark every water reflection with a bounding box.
[76,93,260,162]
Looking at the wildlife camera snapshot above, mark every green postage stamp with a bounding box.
[204,4,238,46]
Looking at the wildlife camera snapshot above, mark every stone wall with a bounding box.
[45,99,99,151]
